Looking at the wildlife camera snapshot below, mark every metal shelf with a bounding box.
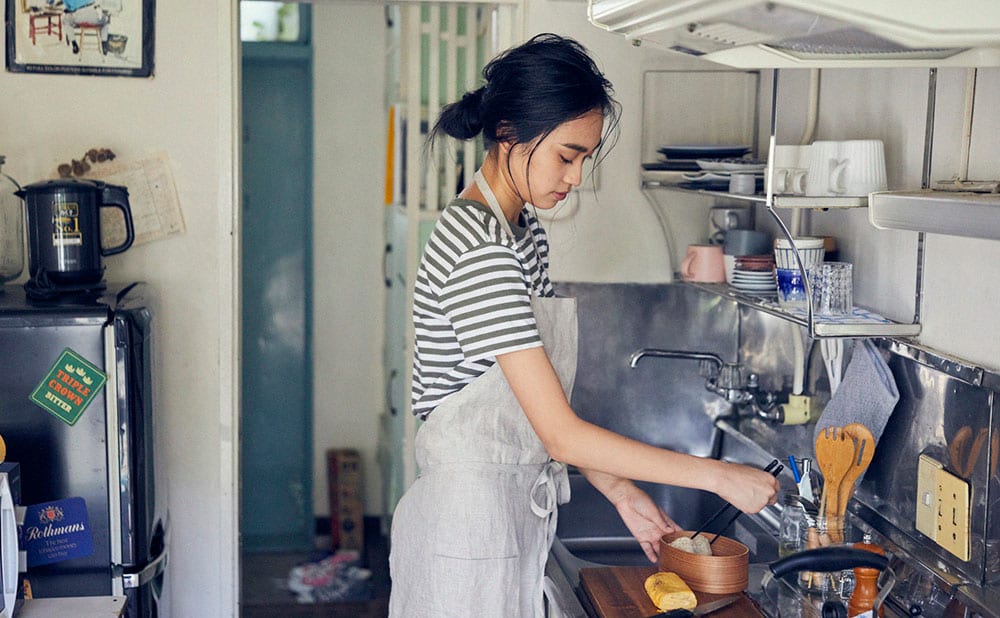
[641,172,868,209]
[683,281,922,338]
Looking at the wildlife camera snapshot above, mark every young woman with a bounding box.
[388,33,779,617]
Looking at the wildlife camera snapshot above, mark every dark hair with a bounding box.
[431,33,619,172]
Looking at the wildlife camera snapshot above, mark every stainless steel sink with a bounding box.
[547,471,782,617]
[553,469,781,579]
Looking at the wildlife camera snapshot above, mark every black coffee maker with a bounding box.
[16,178,134,298]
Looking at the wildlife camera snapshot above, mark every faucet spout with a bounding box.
[629,348,782,422]
[628,348,725,370]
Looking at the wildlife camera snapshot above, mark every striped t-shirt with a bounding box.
[411,198,554,418]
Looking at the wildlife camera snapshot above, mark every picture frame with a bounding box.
[5,0,154,77]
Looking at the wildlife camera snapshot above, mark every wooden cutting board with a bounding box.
[579,566,764,618]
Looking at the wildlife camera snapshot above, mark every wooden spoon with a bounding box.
[837,423,876,525]
[815,426,856,542]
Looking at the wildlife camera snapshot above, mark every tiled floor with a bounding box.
[240,519,390,618]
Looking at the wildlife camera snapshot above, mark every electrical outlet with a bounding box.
[914,454,972,561]
[915,454,941,538]
[936,467,971,561]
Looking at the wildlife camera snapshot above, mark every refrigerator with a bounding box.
[0,282,165,617]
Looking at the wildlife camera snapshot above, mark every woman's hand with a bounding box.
[579,468,679,563]
[713,461,781,514]
[611,483,679,563]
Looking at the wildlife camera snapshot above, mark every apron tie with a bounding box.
[530,460,570,617]
[530,460,570,517]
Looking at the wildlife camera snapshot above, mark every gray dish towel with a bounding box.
[814,339,899,446]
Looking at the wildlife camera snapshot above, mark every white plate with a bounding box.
[697,159,768,172]
[732,283,777,292]
[681,171,731,182]
[733,270,774,281]
[731,276,775,285]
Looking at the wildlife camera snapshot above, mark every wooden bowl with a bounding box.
[658,530,749,594]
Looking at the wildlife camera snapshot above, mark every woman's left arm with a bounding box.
[577,467,679,562]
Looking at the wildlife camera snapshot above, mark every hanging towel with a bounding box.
[813,339,899,446]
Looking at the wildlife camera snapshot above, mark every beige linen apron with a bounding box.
[388,173,577,617]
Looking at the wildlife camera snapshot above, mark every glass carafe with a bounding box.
[0,156,24,284]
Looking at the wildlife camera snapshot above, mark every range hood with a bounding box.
[588,0,1000,67]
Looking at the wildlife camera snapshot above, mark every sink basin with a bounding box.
[555,470,780,569]
[549,473,781,617]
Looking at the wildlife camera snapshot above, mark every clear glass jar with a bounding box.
[0,156,24,284]
[779,492,806,558]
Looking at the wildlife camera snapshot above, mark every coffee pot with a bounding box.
[16,178,134,290]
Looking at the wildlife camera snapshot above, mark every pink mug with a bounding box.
[681,244,726,282]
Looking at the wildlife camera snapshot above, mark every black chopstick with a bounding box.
[690,459,781,541]
[708,460,783,545]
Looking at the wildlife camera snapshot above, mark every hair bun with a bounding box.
[433,87,484,140]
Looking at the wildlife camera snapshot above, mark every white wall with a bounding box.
[311,4,388,517]
[0,3,238,616]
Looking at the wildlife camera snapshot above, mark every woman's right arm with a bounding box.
[497,346,779,513]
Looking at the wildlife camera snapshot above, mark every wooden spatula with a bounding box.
[815,426,856,542]
[837,423,875,524]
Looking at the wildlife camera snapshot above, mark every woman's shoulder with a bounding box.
[431,198,509,249]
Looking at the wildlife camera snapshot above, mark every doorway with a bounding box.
[239,5,314,553]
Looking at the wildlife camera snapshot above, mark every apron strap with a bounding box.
[474,169,516,240]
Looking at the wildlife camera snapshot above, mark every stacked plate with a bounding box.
[730,254,776,295]
[643,145,752,172]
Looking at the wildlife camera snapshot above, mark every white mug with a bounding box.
[729,173,756,195]
[708,206,752,244]
[833,139,887,196]
[804,141,846,197]
[768,145,808,195]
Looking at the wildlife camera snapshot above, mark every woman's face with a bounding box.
[505,109,604,210]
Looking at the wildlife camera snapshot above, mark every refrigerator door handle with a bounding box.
[122,549,168,589]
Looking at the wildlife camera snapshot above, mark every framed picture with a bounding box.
[6,0,154,77]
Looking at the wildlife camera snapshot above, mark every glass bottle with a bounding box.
[0,155,24,284]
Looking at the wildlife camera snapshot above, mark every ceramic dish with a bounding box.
[680,172,731,183]
[732,284,777,293]
[731,278,776,287]
[696,158,767,172]
[658,145,751,159]
[731,272,775,280]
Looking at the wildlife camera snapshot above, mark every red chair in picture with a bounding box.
[29,10,62,45]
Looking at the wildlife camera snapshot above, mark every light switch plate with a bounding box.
[915,454,941,539]
[914,454,972,561]
[935,466,971,561]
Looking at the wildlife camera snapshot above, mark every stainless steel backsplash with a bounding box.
[558,281,1000,612]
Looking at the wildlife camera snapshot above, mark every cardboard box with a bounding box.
[326,449,364,551]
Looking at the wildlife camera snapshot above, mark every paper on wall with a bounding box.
[92,152,186,248]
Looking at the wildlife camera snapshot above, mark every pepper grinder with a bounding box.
[848,534,885,617]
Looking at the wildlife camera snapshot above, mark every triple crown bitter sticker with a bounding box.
[30,349,108,426]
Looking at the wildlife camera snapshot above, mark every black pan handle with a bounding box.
[770,547,888,578]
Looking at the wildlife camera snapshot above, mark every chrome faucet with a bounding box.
[629,348,781,420]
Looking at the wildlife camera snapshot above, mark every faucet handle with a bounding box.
[717,363,744,389]
[697,359,719,379]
